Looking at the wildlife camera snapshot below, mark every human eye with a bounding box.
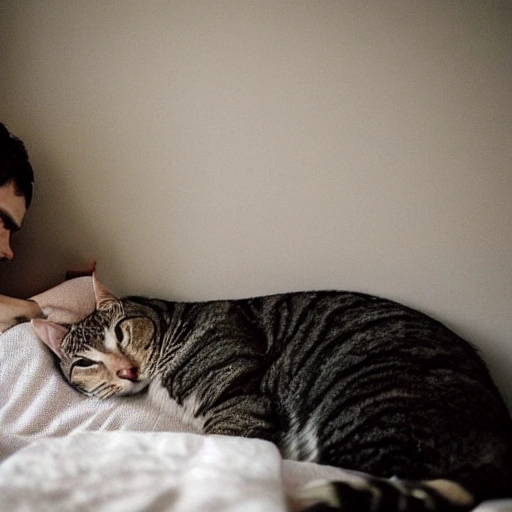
[0,212,19,233]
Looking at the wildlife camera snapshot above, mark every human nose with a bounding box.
[0,234,14,261]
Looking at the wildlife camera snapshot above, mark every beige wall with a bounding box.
[1,1,511,406]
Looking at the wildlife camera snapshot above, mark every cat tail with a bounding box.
[288,475,474,512]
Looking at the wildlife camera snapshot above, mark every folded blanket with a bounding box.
[0,432,288,512]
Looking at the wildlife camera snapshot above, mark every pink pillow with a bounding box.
[30,276,95,324]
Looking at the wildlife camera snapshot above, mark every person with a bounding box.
[0,122,43,332]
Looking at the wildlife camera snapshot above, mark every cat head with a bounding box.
[32,274,157,399]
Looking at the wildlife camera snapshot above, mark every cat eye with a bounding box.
[114,324,124,343]
[73,358,97,369]
[114,322,130,347]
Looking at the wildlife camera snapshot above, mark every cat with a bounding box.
[32,274,512,512]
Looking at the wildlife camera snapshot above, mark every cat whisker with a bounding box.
[97,385,122,400]
[74,385,90,395]
[89,382,110,395]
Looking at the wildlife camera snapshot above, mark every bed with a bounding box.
[1,277,510,511]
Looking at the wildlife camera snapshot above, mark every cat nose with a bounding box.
[116,367,139,382]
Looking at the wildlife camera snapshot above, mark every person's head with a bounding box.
[0,123,35,261]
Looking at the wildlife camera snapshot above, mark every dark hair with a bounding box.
[0,123,34,208]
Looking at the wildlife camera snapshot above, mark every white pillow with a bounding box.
[0,277,195,460]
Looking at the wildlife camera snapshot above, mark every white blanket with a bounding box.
[0,431,358,512]
[1,278,510,511]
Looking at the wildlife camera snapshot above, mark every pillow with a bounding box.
[0,277,196,461]
[30,275,97,324]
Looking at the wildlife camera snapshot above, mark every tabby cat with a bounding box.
[32,275,512,512]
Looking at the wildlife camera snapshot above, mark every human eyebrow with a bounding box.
[0,210,21,233]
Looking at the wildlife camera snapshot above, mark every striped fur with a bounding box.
[33,279,512,512]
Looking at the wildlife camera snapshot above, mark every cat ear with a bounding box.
[31,318,69,359]
[92,272,120,311]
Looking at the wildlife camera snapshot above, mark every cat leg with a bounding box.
[287,475,474,512]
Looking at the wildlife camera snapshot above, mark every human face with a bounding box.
[0,181,27,261]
